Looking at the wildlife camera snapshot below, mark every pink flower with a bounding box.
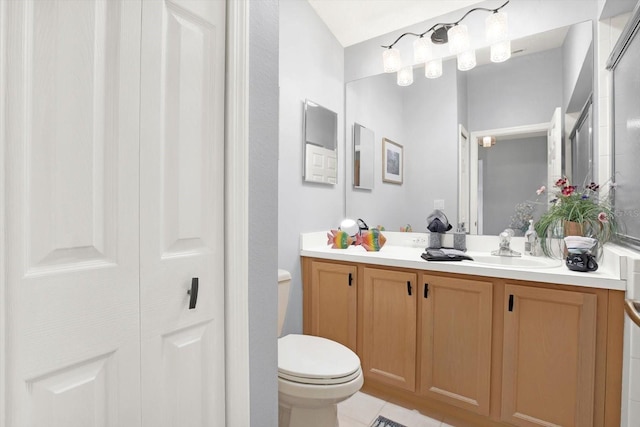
[598,212,609,223]
[561,185,576,196]
[555,178,567,187]
[536,186,546,195]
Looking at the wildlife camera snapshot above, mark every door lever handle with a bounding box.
[188,277,199,309]
[625,298,640,327]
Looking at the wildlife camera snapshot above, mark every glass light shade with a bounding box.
[491,39,511,63]
[486,11,508,43]
[413,37,431,63]
[397,66,414,86]
[482,136,492,147]
[425,58,443,79]
[448,24,470,54]
[457,50,476,71]
[383,48,402,73]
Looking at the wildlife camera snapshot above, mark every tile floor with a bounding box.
[338,392,456,427]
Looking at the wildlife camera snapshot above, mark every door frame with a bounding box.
[0,0,251,425]
[469,122,549,234]
[225,0,251,425]
[1,0,7,424]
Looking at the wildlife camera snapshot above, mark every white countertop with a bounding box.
[301,232,627,291]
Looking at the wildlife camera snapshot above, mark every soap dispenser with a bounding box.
[524,220,538,255]
[453,222,467,251]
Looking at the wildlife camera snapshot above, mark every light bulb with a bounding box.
[486,11,508,43]
[457,50,476,71]
[397,66,414,86]
[448,24,470,54]
[491,39,511,63]
[413,37,431,64]
[483,136,492,147]
[383,48,401,73]
[425,58,442,79]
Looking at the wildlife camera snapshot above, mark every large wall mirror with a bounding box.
[345,21,593,236]
[303,99,338,184]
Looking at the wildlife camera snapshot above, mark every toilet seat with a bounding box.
[278,334,361,386]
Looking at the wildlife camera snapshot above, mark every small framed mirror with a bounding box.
[353,123,374,190]
[303,99,338,184]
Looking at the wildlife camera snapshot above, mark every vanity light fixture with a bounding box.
[397,65,414,86]
[381,1,510,84]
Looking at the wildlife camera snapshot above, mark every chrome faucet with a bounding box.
[491,228,522,257]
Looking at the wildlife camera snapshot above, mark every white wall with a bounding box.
[278,0,345,335]
[249,1,280,424]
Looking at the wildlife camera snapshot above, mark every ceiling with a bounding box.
[306,0,486,47]
[305,0,571,65]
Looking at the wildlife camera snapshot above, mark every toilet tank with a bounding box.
[277,269,292,337]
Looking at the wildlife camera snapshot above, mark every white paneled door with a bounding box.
[2,0,226,426]
[139,1,226,427]
[3,1,143,426]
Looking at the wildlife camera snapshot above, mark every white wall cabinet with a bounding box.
[1,1,225,425]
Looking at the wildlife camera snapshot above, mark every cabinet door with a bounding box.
[419,275,493,416]
[310,261,357,351]
[502,284,597,427]
[363,268,417,391]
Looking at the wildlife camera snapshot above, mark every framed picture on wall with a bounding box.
[382,138,403,184]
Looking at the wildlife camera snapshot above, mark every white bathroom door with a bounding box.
[547,107,563,202]
[139,1,226,426]
[2,1,143,426]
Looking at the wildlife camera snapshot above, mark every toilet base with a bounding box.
[278,402,338,427]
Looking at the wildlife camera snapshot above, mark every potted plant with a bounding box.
[534,178,619,257]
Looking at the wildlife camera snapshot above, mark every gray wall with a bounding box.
[278,0,345,336]
[479,136,548,235]
[345,73,406,229]
[345,60,461,231]
[467,48,563,131]
[402,60,460,230]
[563,20,594,114]
[249,0,279,425]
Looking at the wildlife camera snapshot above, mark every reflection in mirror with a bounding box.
[569,97,593,187]
[345,21,593,235]
[303,99,338,184]
[353,123,374,189]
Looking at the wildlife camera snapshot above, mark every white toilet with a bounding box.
[277,269,363,427]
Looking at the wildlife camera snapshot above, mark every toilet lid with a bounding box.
[278,334,361,385]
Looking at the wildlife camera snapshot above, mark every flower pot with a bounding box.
[563,220,584,237]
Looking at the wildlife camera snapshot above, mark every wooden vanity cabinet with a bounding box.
[419,274,493,416]
[362,267,418,391]
[301,257,624,427]
[303,259,357,351]
[500,284,597,427]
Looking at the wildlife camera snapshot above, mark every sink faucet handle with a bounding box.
[499,229,514,248]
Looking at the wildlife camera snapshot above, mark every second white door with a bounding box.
[139,1,226,426]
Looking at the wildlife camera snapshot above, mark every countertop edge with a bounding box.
[300,248,627,291]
